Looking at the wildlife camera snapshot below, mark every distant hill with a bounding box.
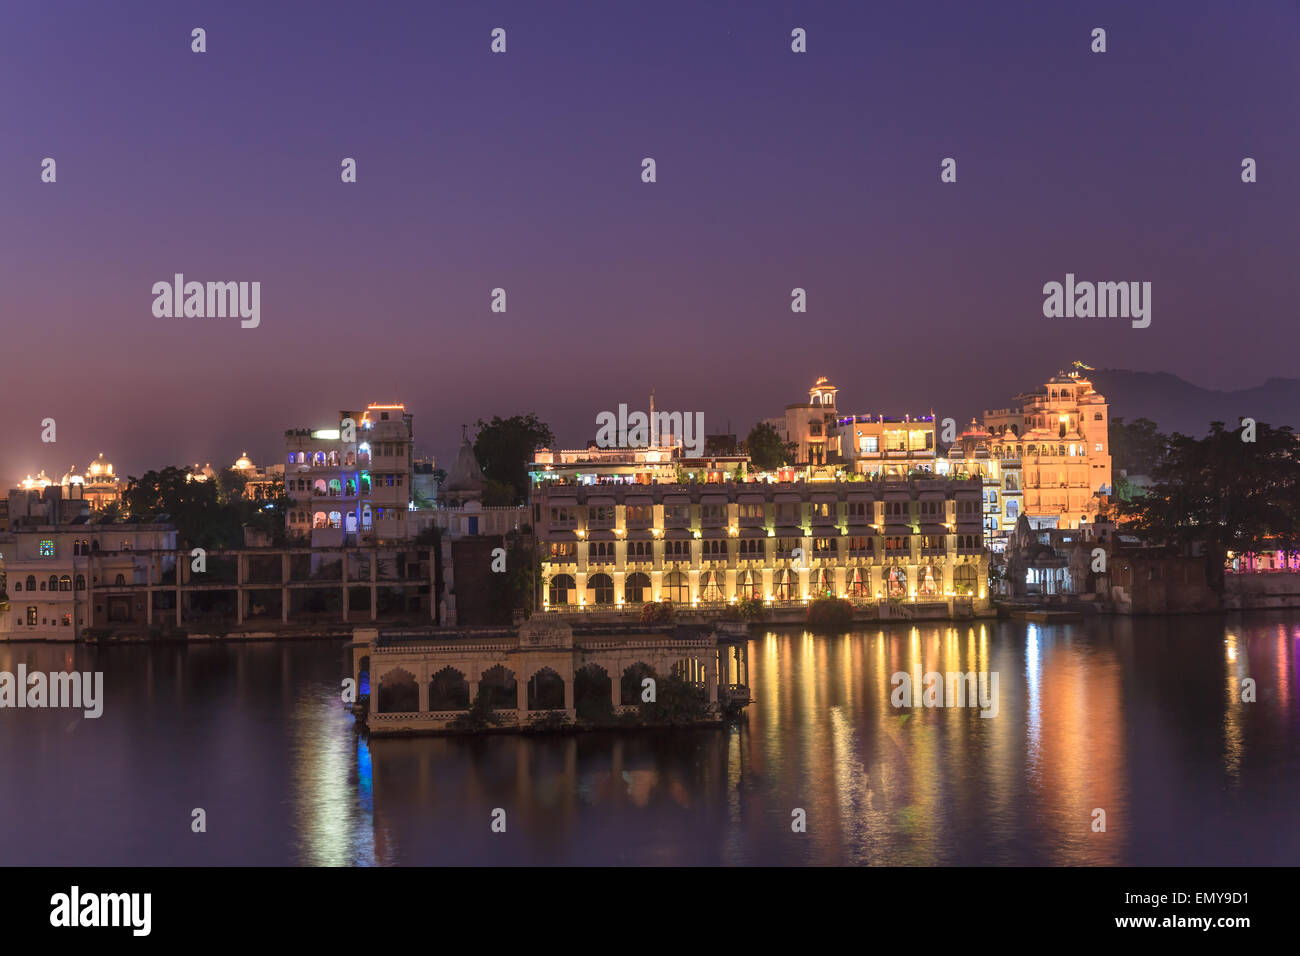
[1088,369,1300,436]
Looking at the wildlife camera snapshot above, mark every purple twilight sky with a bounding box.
[2,0,1297,484]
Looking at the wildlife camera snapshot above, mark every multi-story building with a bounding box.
[531,444,750,486]
[284,403,415,546]
[231,453,285,500]
[0,487,176,640]
[833,414,937,477]
[983,367,1112,530]
[939,420,1023,550]
[765,377,840,466]
[18,454,123,513]
[532,478,987,614]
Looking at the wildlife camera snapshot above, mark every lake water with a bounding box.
[2,612,1297,865]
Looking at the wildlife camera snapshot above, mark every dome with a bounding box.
[87,453,114,477]
[61,467,84,485]
[443,437,484,493]
[233,452,254,471]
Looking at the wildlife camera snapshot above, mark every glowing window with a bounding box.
[38,540,55,557]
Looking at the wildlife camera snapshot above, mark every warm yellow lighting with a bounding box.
[727,525,738,536]
[575,529,586,539]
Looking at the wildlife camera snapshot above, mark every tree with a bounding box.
[124,467,243,548]
[473,414,556,505]
[1117,420,1299,591]
[744,421,788,470]
[215,468,248,505]
[240,474,292,546]
[481,478,516,507]
[1110,417,1168,477]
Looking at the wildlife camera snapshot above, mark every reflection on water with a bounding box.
[1,613,1298,865]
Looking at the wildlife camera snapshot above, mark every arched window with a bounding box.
[848,567,868,598]
[588,573,614,605]
[73,541,82,556]
[527,668,565,710]
[954,564,977,596]
[328,451,339,466]
[478,665,517,708]
[328,479,342,496]
[75,575,86,591]
[700,570,724,602]
[114,574,125,586]
[736,569,760,601]
[48,575,59,591]
[313,512,328,528]
[59,575,72,592]
[548,573,576,606]
[314,479,328,495]
[775,568,796,601]
[313,452,327,466]
[344,452,355,467]
[25,575,36,591]
[328,511,342,529]
[663,571,689,603]
[887,567,907,598]
[428,667,470,710]
[12,581,20,592]
[624,571,651,604]
[919,564,939,597]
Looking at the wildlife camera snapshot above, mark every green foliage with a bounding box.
[1117,420,1300,591]
[481,477,517,507]
[639,601,675,624]
[123,466,292,549]
[473,413,556,505]
[483,530,537,624]
[124,466,239,548]
[737,598,766,621]
[806,596,854,633]
[744,421,788,470]
[1109,417,1168,477]
[524,710,570,733]
[448,686,503,731]
[639,675,710,726]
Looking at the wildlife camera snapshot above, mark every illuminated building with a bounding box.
[532,477,988,615]
[18,454,123,513]
[230,452,285,500]
[832,414,937,478]
[283,403,415,546]
[764,377,840,466]
[983,366,1112,530]
[939,420,1023,549]
[530,444,750,486]
[0,486,176,641]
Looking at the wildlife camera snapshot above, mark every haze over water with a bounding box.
[1,613,1296,865]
